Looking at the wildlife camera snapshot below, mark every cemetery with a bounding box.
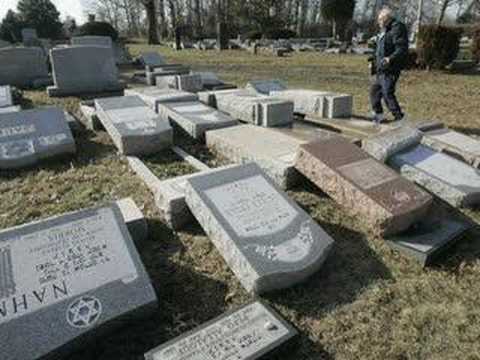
[1,0,480,359]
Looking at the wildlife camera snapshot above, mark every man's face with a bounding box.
[378,12,390,28]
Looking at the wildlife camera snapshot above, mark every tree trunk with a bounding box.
[158,0,167,40]
[415,0,425,48]
[437,0,450,25]
[143,0,159,44]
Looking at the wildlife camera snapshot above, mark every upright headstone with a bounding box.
[185,163,334,294]
[95,95,172,155]
[296,137,433,236]
[0,47,49,88]
[271,89,353,119]
[21,28,39,47]
[390,145,480,208]
[0,108,76,169]
[0,203,157,360]
[145,301,298,360]
[207,124,313,189]
[246,79,288,95]
[48,46,123,97]
[0,85,13,108]
[422,128,480,169]
[71,36,113,48]
[216,22,229,50]
[215,92,294,127]
[125,87,198,112]
[139,52,165,68]
[159,101,238,139]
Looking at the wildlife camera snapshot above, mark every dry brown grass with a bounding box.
[1,45,480,359]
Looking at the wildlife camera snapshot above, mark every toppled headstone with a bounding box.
[71,35,113,48]
[207,124,312,189]
[362,125,423,162]
[198,88,247,107]
[296,137,433,236]
[156,73,203,92]
[386,203,471,267]
[185,163,334,293]
[48,46,123,97]
[95,95,172,155]
[139,52,165,68]
[0,47,49,88]
[158,101,238,139]
[0,202,157,360]
[145,301,297,360]
[422,128,480,168]
[0,108,76,169]
[246,79,288,95]
[146,67,190,86]
[215,92,294,127]
[271,89,353,119]
[116,197,148,244]
[390,144,480,208]
[125,87,198,112]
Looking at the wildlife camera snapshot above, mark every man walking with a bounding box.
[370,7,409,124]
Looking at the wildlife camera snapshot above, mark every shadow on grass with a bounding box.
[69,218,228,360]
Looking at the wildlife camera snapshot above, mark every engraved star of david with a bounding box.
[66,296,102,328]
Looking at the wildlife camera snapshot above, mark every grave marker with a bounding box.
[0,108,76,169]
[95,95,172,155]
[246,79,288,95]
[296,137,433,236]
[0,203,157,360]
[185,163,334,294]
[145,301,297,360]
[156,73,203,92]
[139,52,165,68]
[158,101,238,139]
[48,46,123,97]
[125,87,198,112]
[146,67,190,86]
[0,47,49,88]
[71,36,113,48]
[0,85,13,108]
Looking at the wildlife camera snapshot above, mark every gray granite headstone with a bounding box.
[145,301,297,360]
[206,124,320,189]
[0,203,157,360]
[271,89,353,119]
[156,73,203,92]
[146,67,190,86]
[422,128,480,169]
[195,72,224,88]
[158,101,238,139]
[95,95,172,155]
[390,145,480,208]
[215,92,294,127]
[0,47,49,88]
[0,85,13,108]
[0,108,76,169]
[184,163,334,294]
[198,88,247,107]
[125,87,198,112]
[139,52,165,67]
[362,125,423,163]
[48,46,123,97]
[246,79,288,95]
[21,28,39,46]
[71,36,113,48]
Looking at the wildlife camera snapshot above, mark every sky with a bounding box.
[0,0,87,22]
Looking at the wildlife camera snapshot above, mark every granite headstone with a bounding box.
[185,163,334,294]
[0,108,76,169]
[95,95,172,155]
[0,85,13,108]
[71,36,113,48]
[296,137,433,236]
[48,46,123,97]
[246,79,288,95]
[0,203,157,360]
[0,47,49,88]
[156,73,203,92]
[158,101,238,139]
[125,87,198,112]
[144,301,297,360]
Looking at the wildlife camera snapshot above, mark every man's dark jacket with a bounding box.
[375,18,409,74]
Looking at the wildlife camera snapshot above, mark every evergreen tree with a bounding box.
[17,0,63,39]
[0,10,24,43]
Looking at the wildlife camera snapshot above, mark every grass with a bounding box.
[2,45,480,359]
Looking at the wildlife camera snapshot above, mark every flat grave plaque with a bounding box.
[296,137,433,236]
[158,101,238,139]
[185,163,334,294]
[0,203,157,360]
[95,95,172,155]
[145,301,297,360]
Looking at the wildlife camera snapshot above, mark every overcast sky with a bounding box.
[0,0,87,22]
